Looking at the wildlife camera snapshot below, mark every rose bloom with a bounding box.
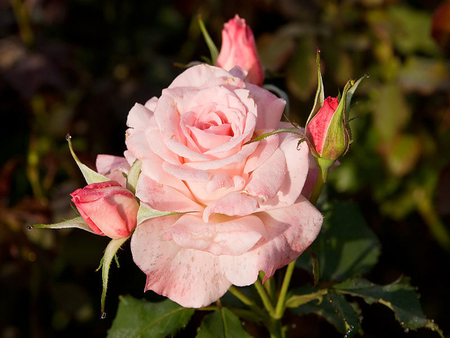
[71,181,139,239]
[124,64,323,308]
[216,15,264,86]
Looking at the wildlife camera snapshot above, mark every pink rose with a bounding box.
[305,96,351,164]
[70,181,139,239]
[216,15,264,86]
[125,64,322,308]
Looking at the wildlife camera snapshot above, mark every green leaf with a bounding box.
[108,296,195,338]
[334,276,443,335]
[66,134,110,185]
[100,236,130,317]
[197,307,252,338]
[289,288,350,335]
[126,159,142,195]
[32,216,96,234]
[285,289,327,308]
[327,290,361,338]
[198,14,219,65]
[137,203,192,225]
[296,201,381,281]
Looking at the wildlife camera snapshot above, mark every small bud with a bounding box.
[305,52,367,176]
[216,15,264,85]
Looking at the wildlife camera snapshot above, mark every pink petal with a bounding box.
[165,213,266,256]
[259,124,310,210]
[245,147,286,202]
[144,96,158,111]
[131,215,232,308]
[246,83,286,130]
[168,64,235,89]
[136,173,202,213]
[203,191,259,222]
[219,196,323,286]
[126,103,154,130]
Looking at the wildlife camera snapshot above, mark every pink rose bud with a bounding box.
[71,181,139,239]
[216,15,264,85]
[305,96,351,168]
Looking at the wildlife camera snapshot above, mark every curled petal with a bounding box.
[203,191,259,222]
[166,213,266,256]
[131,216,232,308]
[219,196,323,286]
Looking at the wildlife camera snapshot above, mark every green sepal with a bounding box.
[126,159,142,195]
[137,203,194,225]
[32,216,96,234]
[100,236,130,317]
[305,51,325,127]
[66,134,109,185]
[244,127,303,145]
[198,14,219,65]
[285,289,327,308]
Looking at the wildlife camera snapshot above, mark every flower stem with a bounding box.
[271,166,328,321]
[228,286,266,319]
[253,279,276,318]
[274,260,296,319]
[309,167,327,206]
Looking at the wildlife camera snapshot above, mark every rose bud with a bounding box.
[305,96,350,170]
[71,181,139,239]
[216,14,264,85]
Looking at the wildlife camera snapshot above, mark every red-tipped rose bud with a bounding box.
[216,15,264,85]
[71,181,139,239]
[305,96,351,169]
[305,53,368,178]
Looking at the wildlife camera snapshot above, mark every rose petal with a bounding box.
[126,103,154,131]
[246,83,286,130]
[245,147,286,202]
[219,195,323,286]
[136,173,202,213]
[168,64,236,89]
[203,191,259,222]
[166,213,266,256]
[131,215,232,308]
[259,124,310,210]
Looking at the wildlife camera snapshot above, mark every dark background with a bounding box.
[1,0,449,337]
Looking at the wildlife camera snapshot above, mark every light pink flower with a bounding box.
[216,15,264,86]
[71,181,139,239]
[125,64,322,308]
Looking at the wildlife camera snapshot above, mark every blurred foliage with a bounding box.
[1,0,449,337]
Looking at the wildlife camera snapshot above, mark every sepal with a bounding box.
[31,216,96,234]
[66,134,109,185]
[99,236,130,318]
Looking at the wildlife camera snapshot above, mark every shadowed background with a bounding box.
[1,0,449,337]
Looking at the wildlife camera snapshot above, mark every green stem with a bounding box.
[270,166,328,322]
[309,167,327,206]
[274,260,296,319]
[414,188,450,252]
[228,286,266,319]
[254,279,276,318]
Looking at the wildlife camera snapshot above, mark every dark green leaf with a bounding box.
[108,296,195,338]
[197,307,252,338]
[289,288,348,335]
[296,201,381,281]
[328,290,361,338]
[334,276,443,335]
